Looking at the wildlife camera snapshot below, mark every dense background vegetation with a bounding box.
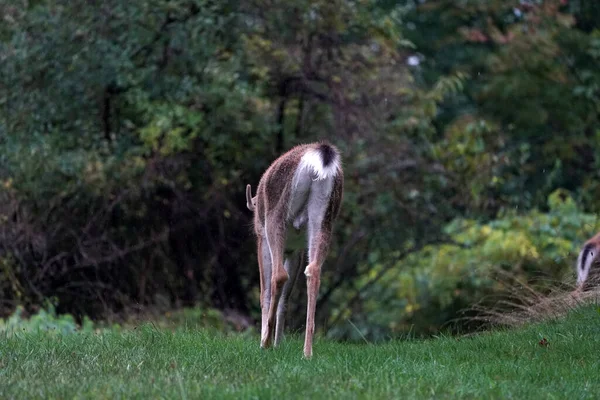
[0,0,599,340]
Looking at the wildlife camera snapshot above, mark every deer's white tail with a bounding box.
[289,143,340,229]
[297,143,341,181]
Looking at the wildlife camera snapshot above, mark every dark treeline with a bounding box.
[0,0,599,340]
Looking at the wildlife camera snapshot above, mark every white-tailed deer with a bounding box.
[576,232,600,289]
[246,141,343,358]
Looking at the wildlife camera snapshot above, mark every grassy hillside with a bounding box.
[1,305,599,399]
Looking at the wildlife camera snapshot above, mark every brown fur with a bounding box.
[247,142,343,358]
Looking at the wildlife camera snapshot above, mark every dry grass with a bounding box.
[466,272,600,328]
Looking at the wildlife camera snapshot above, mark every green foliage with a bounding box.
[0,0,599,340]
[1,305,600,398]
[328,190,599,340]
[0,303,96,336]
[406,0,600,213]
[0,302,250,340]
[0,0,274,317]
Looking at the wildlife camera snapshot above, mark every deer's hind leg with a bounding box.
[303,179,335,358]
[275,250,304,347]
[261,217,288,349]
[257,234,273,347]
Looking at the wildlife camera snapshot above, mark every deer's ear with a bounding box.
[246,184,255,211]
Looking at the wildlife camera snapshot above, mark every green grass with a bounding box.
[1,306,600,399]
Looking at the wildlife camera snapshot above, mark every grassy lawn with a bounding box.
[1,306,599,399]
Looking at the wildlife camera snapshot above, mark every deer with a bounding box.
[575,232,600,290]
[245,141,343,358]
